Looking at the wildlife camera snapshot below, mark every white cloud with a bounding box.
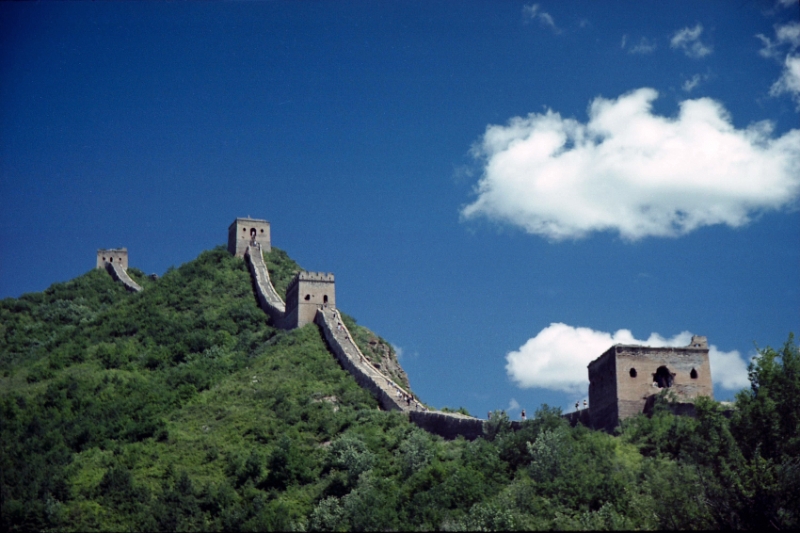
[507,398,520,412]
[621,34,627,49]
[683,74,702,92]
[757,21,800,59]
[505,323,750,395]
[682,73,710,92]
[629,37,657,55]
[522,4,560,33]
[759,22,800,108]
[391,344,403,360]
[461,88,800,240]
[771,54,800,104]
[671,24,713,58]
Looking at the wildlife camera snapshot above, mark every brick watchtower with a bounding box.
[588,335,713,431]
[97,248,129,270]
[284,272,336,329]
[228,217,271,257]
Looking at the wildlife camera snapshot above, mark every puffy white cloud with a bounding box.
[505,323,749,394]
[522,4,560,33]
[461,88,800,240]
[670,24,713,58]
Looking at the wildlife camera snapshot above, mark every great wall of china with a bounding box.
[97,218,489,440]
[97,216,714,436]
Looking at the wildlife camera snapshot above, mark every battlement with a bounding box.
[286,271,335,292]
[588,336,713,431]
[97,248,129,270]
[228,217,271,257]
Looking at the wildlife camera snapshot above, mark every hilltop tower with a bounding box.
[588,335,713,431]
[284,272,336,329]
[228,217,271,257]
[97,248,129,270]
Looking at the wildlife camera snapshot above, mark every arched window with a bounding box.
[323,295,328,303]
[653,366,673,388]
[690,368,698,379]
[629,368,637,378]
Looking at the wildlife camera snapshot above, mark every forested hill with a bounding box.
[1,247,798,531]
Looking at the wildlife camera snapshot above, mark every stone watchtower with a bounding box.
[97,248,129,270]
[228,217,271,257]
[588,335,713,431]
[284,272,336,329]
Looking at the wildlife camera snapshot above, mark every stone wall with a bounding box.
[315,307,409,411]
[409,411,485,440]
[315,307,491,440]
[563,408,591,428]
[105,262,142,293]
[245,244,286,327]
[588,349,619,431]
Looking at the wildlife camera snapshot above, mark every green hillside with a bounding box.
[1,247,798,531]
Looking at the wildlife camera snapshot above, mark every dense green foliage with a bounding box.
[1,248,797,531]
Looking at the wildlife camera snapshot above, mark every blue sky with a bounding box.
[2,1,798,416]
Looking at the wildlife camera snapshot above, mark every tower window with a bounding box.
[653,366,673,388]
[304,294,310,301]
[323,295,328,303]
[629,368,637,378]
[690,368,698,379]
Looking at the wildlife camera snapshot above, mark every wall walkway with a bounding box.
[106,262,143,292]
[245,243,286,327]
[316,307,487,439]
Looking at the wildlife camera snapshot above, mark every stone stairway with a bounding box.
[316,307,421,412]
[106,262,143,292]
[245,243,286,325]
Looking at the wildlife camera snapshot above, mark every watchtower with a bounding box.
[97,248,129,270]
[228,217,271,257]
[284,272,335,329]
[588,335,713,431]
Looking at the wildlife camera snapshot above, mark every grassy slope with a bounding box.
[0,246,418,530]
